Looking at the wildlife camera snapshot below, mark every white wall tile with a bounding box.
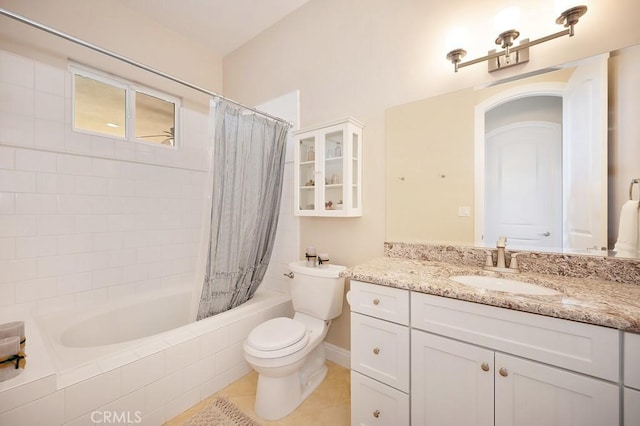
[0,237,15,259]
[57,194,92,214]
[0,258,38,283]
[214,342,245,374]
[57,154,92,176]
[91,136,115,158]
[0,169,37,192]
[15,235,57,258]
[65,368,122,421]
[34,63,65,96]
[165,387,199,422]
[15,149,57,172]
[34,91,64,122]
[0,283,15,306]
[182,354,216,392]
[91,196,122,214]
[64,128,92,155]
[122,263,148,284]
[0,51,34,88]
[199,371,230,401]
[15,276,57,303]
[0,192,15,214]
[91,158,122,178]
[106,248,136,268]
[0,112,34,147]
[200,327,229,358]
[93,232,123,251]
[37,254,76,278]
[57,272,92,295]
[0,216,37,238]
[15,193,57,214]
[121,351,165,395]
[75,251,108,273]
[57,234,93,255]
[74,176,107,195]
[0,146,15,169]
[37,172,75,194]
[75,215,108,234]
[92,267,123,288]
[37,214,76,235]
[0,374,56,414]
[0,390,64,426]
[0,82,34,116]
[34,119,64,150]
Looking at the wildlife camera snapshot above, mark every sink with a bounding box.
[450,275,561,296]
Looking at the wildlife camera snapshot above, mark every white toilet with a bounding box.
[243,260,346,420]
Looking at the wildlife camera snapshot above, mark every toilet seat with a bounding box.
[245,317,310,359]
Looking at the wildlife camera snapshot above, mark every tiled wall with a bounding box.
[0,49,209,311]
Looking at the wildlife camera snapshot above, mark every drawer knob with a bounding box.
[373,347,380,355]
[481,362,490,372]
[373,298,380,305]
[499,367,509,377]
[373,410,380,418]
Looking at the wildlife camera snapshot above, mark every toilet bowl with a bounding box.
[243,260,345,420]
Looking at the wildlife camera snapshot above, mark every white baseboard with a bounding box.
[324,342,350,369]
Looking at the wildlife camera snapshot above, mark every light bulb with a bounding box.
[493,6,521,34]
[446,26,468,52]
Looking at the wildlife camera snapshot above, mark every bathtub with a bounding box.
[0,286,292,425]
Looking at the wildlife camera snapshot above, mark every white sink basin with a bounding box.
[450,275,561,296]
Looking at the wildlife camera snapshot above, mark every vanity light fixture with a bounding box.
[446,5,587,73]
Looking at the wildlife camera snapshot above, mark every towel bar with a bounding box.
[630,178,640,200]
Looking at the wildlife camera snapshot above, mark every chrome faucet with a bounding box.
[484,236,521,273]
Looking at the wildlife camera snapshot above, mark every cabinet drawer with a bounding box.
[349,280,409,325]
[624,332,640,389]
[351,312,410,392]
[351,370,409,426]
[411,292,620,382]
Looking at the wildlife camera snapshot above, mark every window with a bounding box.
[71,65,179,147]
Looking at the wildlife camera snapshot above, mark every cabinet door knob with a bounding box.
[373,410,380,418]
[373,347,380,355]
[481,362,490,372]
[373,298,380,305]
[499,367,509,377]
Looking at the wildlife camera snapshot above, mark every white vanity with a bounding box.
[348,253,640,426]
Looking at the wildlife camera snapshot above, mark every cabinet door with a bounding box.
[495,353,619,426]
[411,330,494,426]
[625,387,640,426]
[351,370,409,426]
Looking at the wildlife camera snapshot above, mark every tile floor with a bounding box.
[165,361,350,425]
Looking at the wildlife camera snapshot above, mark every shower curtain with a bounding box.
[197,99,289,320]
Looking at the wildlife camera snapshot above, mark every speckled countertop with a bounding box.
[349,256,640,333]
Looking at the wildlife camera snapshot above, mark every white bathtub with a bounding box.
[0,286,292,425]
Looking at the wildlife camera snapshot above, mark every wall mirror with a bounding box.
[386,43,640,258]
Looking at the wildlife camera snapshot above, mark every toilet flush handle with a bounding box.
[283,272,294,279]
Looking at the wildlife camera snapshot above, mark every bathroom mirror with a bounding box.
[386,43,640,258]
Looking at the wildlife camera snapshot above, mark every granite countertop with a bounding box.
[349,257,640,333]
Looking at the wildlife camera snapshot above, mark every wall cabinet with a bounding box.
[293,117,362,216]
[350,280,623,426]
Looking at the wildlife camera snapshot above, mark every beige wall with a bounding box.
[0,0,222,108]
[223,0,640,350]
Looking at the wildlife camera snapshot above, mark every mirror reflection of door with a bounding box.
[484,98,563,249]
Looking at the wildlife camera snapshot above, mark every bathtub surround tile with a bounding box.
[182,354,216,392]
[214,342,245,374]
[34,91,65,122]
[133,339,170,359]
[15,148,57,172]
[15,193,57,214]
[15,235,57,258]
[38,254,76,278]
[0,112,34,147]
[35,294,75,315]
[0,169,37,192]
[0,390,65,426]
[0,237,15,259]
[36,172,75,194]
[63,388,145,426]
[0,215,37,238]
[0,192,16,214]
[0,82,34,116]
[199,371,230,401]
[200,327,229,358]
[91,267,123,288]
[64,127,92,155]
[57,362,104,389]
[0,258,38,284]
[228,316,257,345]
[37,214,76,235]
[165,337,200,375]
[34,62,65,97]
[0,374,56,414]
[97,350,141,374]
[15,276,57,303]
[144,370,184,413]
[166,387,200,422]
[34,119,65,150]
[65,368,123,421]
[106,283,136,300]
[0,51,34,88]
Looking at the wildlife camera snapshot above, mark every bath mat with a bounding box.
[182,397,262,426]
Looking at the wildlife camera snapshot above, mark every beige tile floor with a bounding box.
[165,361,350,426]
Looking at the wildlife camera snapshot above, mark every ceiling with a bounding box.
[121,0,311,57]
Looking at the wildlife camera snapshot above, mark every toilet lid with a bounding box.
[246,317,308,352]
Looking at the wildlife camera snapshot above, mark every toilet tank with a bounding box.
[288,261,346,320]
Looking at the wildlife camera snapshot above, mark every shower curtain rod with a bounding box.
[0,8,293,127]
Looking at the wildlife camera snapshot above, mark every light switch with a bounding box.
[458,206,471,217]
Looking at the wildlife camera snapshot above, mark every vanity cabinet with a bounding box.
[293,117,362,217]
[349,280,623,426]
[349,280,409,426]
[411,292,620,426]
[624,332,640,425]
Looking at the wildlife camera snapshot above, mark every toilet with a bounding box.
[243,260,346,420]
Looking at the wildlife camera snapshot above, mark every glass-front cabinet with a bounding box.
[293,117,363,217]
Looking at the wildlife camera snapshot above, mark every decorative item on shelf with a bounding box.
[305,246,317,267]
[0,321,27,381]
[334,142,342,157]
[336,200,344,210]
[318,253,330,269]
[305,179,315,187]
[307,145,315,161]
[330,174,339,184]
[446,4,588,72]
[325,200,334,210]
